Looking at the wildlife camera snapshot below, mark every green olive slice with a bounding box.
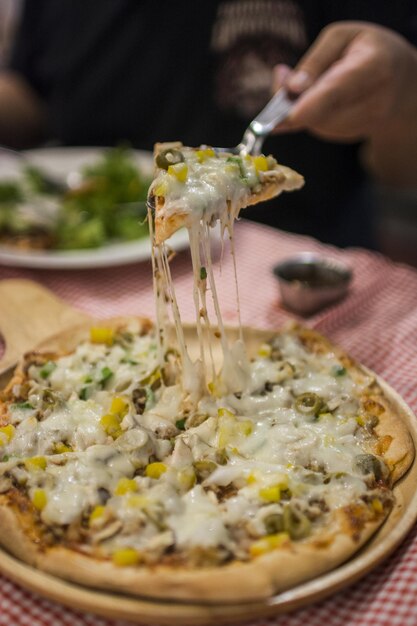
[264,513,284,535]
[194,460,217,480]
[294,392,323,417]
[156,148,185,170]
[283,505,311,540]
[354,454,386,481]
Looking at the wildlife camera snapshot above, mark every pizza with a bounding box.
[0,141,413,604]
[0,318,413,601]
[148,142,304,244]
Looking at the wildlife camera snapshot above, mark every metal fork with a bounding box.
[215,87,294,156]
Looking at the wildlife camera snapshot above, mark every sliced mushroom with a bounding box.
[92,520,123,544]
[132,388,147,414]
[283,504,311,540]
[353,454,388,481]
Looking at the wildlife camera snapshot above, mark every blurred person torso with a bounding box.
[8,0,417,248]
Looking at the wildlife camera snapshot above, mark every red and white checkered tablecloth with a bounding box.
[1,220,417,626]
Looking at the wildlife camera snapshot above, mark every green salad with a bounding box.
[0,148,151,250]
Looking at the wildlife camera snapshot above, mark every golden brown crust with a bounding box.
[0,495,384,602]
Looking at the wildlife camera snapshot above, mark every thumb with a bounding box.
[272,64,292,91]
[286,22,362,94]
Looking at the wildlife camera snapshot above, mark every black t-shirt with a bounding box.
[9,0,417,247]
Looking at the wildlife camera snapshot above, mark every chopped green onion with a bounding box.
[145,387,155,408]
[13,402,34,410]
[1,455,10,462]
[100,367,113,387]
[79,387,89,400]
[121,358,138,365]
[226,156,247,180]
[40,361,57,379]
[200,266,207,280]
[175,418,186,430]
[84,375,93,383]
[332,365,346,377]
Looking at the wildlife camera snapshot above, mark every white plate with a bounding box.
[0,147,190,269]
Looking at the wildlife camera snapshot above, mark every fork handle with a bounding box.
[240,88,294,155]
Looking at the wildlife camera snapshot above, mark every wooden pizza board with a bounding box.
[0,278,417,625]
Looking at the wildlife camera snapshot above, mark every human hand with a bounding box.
[273,22,417,143]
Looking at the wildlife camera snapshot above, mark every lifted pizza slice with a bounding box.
[148,142,304,244]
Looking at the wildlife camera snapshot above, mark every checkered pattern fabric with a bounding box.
[1,220,417,626]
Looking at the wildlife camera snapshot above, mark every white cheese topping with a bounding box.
[0,326,386,563]
[150,148,262,226]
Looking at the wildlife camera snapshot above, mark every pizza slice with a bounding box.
[148,142,304,244]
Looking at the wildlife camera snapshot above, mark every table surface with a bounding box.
[1,220,417,626]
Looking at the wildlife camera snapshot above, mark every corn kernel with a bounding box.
[25,456,47,471]
[110,396,129,417]
[139,368,161,386]
[90,327,114,346]
[100,413,122,439]
[115,478,138,495]
[32,489,47,511]
[178,467,196,490]
[371,498,384,514]
[258,343,272,358]
[224,163,239,175]
[196,148,215,162]
[54,442,72,454]
[249,532,289,557]
[145,462,167,479]
[154,180,168,196]
[218,425,234,449]
[126,495,149,508]
[237,420,253,436]
[259,485,281,502]
[252,155,268,172]
[168,163,188,183]
[112,548,140,566]
[89,505,106,524]
[247,473,257,485]
[218,410,253,446]
[0,424,15,444]
[208,378,227,398]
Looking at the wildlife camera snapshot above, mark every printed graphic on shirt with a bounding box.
[211,0,307,117]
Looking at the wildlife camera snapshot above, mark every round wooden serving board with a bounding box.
[0,278,417,625]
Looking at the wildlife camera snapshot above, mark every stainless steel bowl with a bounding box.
[273,253,353,316]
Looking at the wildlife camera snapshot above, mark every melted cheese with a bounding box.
[150,149,261,227]
[0,327,384,560]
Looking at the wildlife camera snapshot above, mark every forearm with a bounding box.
[0,71,46,148]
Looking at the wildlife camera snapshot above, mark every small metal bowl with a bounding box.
[273,253,352,316]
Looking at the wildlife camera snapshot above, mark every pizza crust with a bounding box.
[0,498,384,601]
